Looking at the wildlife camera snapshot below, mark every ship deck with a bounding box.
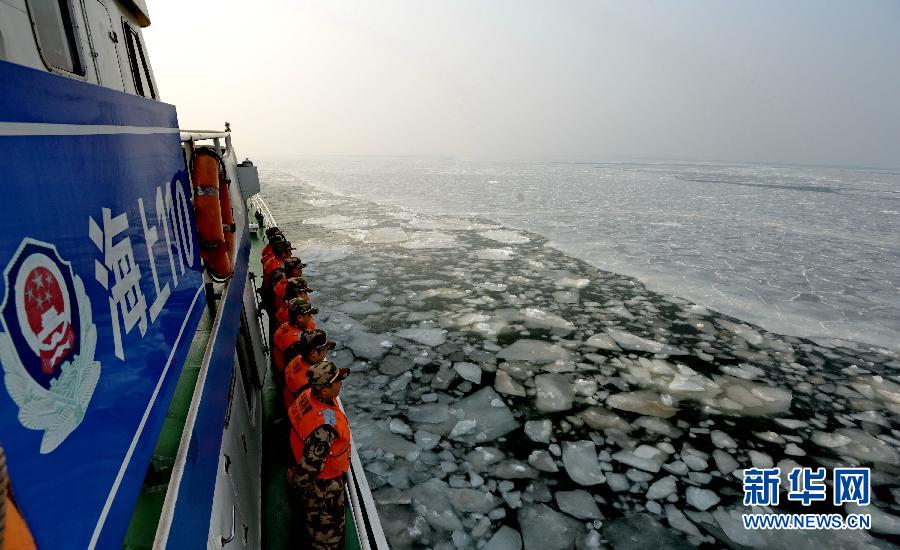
[122,222,362,549]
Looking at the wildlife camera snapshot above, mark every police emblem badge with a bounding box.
[0,238,101,453]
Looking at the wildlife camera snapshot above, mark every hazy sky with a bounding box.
[144,1,900,168]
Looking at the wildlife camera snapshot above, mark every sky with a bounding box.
[144,1,900,169]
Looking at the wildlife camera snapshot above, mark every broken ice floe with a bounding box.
[265,180,900,550]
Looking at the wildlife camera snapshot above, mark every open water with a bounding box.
[258,157,900,549]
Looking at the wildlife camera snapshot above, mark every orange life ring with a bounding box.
[219,163,236,266]
[191,149,233,279]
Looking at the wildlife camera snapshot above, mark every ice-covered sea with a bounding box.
[258,158,900,549]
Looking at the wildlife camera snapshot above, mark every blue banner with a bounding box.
[0,60,205,548]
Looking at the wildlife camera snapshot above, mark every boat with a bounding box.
[0,1,387,548]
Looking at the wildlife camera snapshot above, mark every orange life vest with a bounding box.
[272,277,289,313]
[262,255,289,292]
[288,390,351,479]
[283,356,312,409]
[262,243,274,264]
[272,323,304,374]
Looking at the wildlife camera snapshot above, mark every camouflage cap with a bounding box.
[269,232,286,244]
[307,360,350,388]
[304,329,336,351]
[265,227,283,239]
[285,277,313,295]
[283,257,308,271]
[288,297,318,316]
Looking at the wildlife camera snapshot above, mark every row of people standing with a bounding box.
[259,227,351,550]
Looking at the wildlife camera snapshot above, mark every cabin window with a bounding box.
[122,20,156,99]
[26,0,85,75]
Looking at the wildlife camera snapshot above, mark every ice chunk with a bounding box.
[522,308,575,334]
[748,450,773,469]
[555,490,603,520]
[605,328,687,355]
[406,402,450,424]
[579,406,633,433]
[353,417,421,458]
[480,229,531,244]
[606,472,630,492]
[446,487,501,514]
[379,504,433,548]
[494,370,526,397]
[524,420,552,443]
[414,430,441,451]
[583,333,621,351]
[497,339,571,364]
[400,231,458,249]
[832,428,899,464]
[390,418,413,436]
[490,459,539,479]
[710,430,737,449]
[476,248,515,261]
[562,441,607,485]
[454,362,482,384]
[465,446,505,472]
[607,391,676,418]
[551,273,590,289]
[718,377,792,416]
[431,364,457,390]
[395,328,447,347]
[336,301,384,315]
[712,450,739,474]
[448,387,519,444]
[611,445,665,473]
[379,355,414,376]
[665,505,702,537]
[535,374,575,412]
[846,502,900,535]
[518,503,584,550]
[346,332,391,360]
[527,450,559,473]
[646,476,677,500]
[685,487,720,511]
[348,226,409,243]
[552,290,579,304]
[483,526,523,550]
[634,416,683,438]
[449,419,477,438]
[410,479,463,531]
[810,430,851,448]
[603,514,693,549]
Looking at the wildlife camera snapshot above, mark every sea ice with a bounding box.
[445,487,501,514]
[483,526,522,550]
[665,505,702,537]
[490,459,539,479]
[524,420,552,443]
[606,391,677,418]
[476,248,515,261]
[414,430,441,451]
[527,450,559,473]
[535,374,575,412]
[605,328,687,355]
[578,406,633,433]
[454,362,482,384]
[480,229,531,244]
[337,301,384,315]
[399,231,457,249]
[395,328,447,347]
[448,388,519,444]
[562,441,607,485]
[497,339,570,364]
[494,370,526,397]
[379,355,414,376]
[685,487,720,511]
[611,445,666,473]
[522,308,576,333]
[646,476,677,500]
[602,514,693,550]
[582,333,622,351]
[555,490,603,520]
[710,430,737,449]
[410,479,463,531]
[346,332,391,360]
[712,450,739,474]
[518,503,584,550]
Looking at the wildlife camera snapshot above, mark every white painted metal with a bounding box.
[83,0,126,90]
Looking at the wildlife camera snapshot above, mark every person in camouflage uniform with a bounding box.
[285,361,351,550]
